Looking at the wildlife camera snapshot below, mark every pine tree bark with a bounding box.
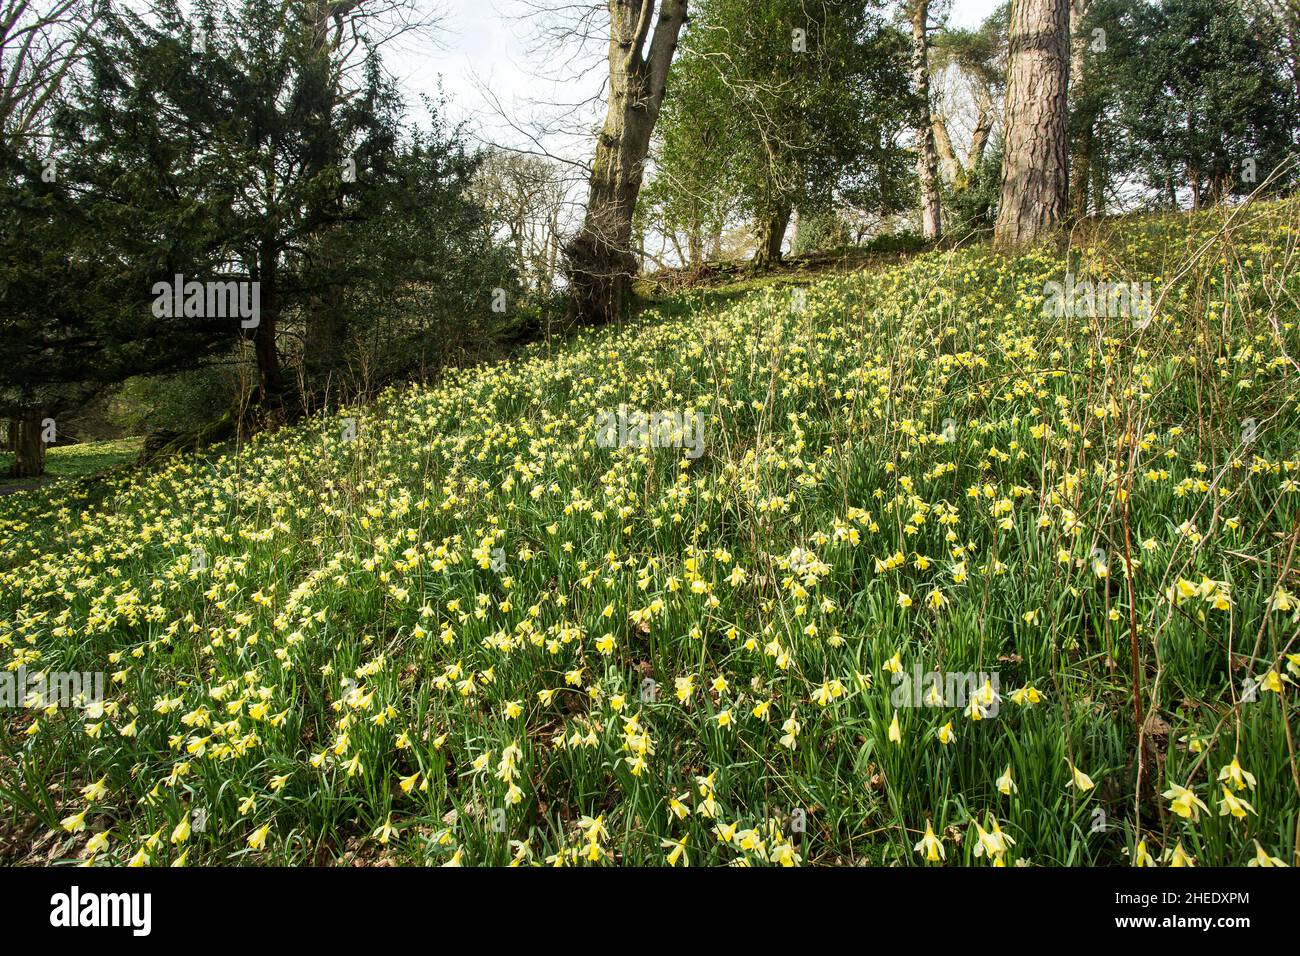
[565,1,688,324]
[909,0,942,240]
[994,0,1070,251]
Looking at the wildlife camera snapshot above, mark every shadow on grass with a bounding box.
[0,438,143,493]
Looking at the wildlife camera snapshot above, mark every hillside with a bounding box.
[3,200,1299,867]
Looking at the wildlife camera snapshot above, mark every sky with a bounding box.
[391,0,1005,157]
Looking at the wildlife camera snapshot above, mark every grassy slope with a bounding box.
[2,200,1299,867]
[0,438,143,492]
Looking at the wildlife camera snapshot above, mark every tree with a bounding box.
[54,1,338,402]
[993,0,1069,250]
[0,0,91,144]
[651,0,912,271]
[470,150,568,298]
[1066,0,1092,218]
[565,0,688,325]
[331,121,519,384]
[297,0,444,378]
[635,60,742,270]
[0,0,94,476]
[906,0,943,239]
[1113,0,1295,208]
[0,134,243,476]
[930,6,1007,196]
[1252,0,1300,112]
[1,0,506,476]
[1060,0,1145,220]
[56,1,480,405]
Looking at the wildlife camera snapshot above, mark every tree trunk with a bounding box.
[970,85,993,169]
[1070,118,1093,220]
[994,0,1070,251]
[909,0,942,240]
[669,230,687,267]
[302,0,351,378]
[1090,152,1105,215]
[932,115,965,189]
[253,237,283,403]
[565,0,689,325]
[304,289,347,378]
[9,407,47,478]
[1210,171,1233,205]
[751,205,791,270]
[1067,0,1093,221]
[686,229,703,267]
[1069,0,1090,89]
[546,208,560,295]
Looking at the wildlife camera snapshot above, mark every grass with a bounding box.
[0,437,143,492]
[633,242,926,321]
[1,200,1299,867]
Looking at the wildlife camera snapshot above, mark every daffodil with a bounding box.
[913,821,945,862]
[1167,842,1193,867]
[1009,686,1042,706]
[996,766,1017,796]
[1066,759,1095,791]
[1246,840,1286,867]
[1217,757,1256,791]
[247,823,271,850]
[1218,786,1255,819]
[80,777,108,802]
[1162,782,1209,821]
[660,834,689,866]
[1259,670,1283,694]
[780,711,800,749]
[972,816,1015,862]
